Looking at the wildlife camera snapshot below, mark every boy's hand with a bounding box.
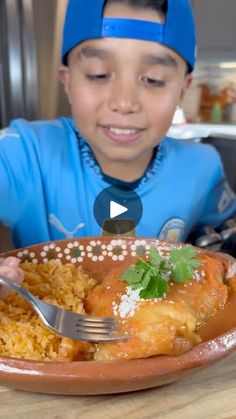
[0,257,24,298]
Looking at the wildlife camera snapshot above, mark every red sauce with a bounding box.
[198,290,236,341]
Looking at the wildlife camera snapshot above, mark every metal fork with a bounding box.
[0,276,127,342]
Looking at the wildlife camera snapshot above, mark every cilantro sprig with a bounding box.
[120,245,200,299]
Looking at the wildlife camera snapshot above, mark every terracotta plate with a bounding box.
[0,237,236,395]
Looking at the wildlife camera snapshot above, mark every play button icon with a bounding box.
[110,201,128,219]
[93,185,143,235]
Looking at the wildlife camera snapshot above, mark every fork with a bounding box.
[0,276,127,343]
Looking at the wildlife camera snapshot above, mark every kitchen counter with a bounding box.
[0,353,236,419]
[168,123,236,140]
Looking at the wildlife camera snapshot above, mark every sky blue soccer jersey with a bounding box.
[0,117,236,248]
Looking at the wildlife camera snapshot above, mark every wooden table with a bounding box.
[0,353,236,419]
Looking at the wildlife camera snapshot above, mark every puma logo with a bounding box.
[0,129,20,141]
[48,213,85,238]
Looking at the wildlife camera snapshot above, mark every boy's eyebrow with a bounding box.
[76,46,178,68]
[143,53,178,68]
[77,46,110,60]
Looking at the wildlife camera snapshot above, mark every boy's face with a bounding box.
[59,3,192,172]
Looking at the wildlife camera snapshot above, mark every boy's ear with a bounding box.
[58,66,72,101]
[180,73,193,101]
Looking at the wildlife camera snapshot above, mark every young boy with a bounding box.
[0,0,236,250]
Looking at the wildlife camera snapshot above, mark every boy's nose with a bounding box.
[108,79,141,115]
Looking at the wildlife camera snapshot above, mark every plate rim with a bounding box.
[0,236,235,394]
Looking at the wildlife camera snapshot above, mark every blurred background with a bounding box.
[0,0,69,128]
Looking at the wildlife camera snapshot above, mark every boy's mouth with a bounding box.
[101,125,144,144]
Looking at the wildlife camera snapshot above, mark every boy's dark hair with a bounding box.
[104,0,168,14]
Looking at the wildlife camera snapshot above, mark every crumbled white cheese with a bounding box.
[192,269,205,282]
[112,286,141,319]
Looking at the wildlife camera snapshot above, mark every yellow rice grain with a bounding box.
[0,261,97,361]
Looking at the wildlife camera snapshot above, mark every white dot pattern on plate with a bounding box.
[15,238,160,264]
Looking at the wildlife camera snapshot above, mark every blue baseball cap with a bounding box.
[62,0,197,72]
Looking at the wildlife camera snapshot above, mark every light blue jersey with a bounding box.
[0,117,236,248]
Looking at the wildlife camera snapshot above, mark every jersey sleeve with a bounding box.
[198,146,236,227]
[0,124,32,227]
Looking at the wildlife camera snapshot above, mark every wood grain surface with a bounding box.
[0,353,236,419]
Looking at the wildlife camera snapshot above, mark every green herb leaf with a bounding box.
[139,275,168,299]
[120,265,141,284]
[136,258,152,272]
[141,270,153,288]
[169,245,198,263]
[120,245,200,299]
[169,245,200,283]
[149,248,163,269]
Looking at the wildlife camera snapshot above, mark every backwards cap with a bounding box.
[62,0,197,71]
